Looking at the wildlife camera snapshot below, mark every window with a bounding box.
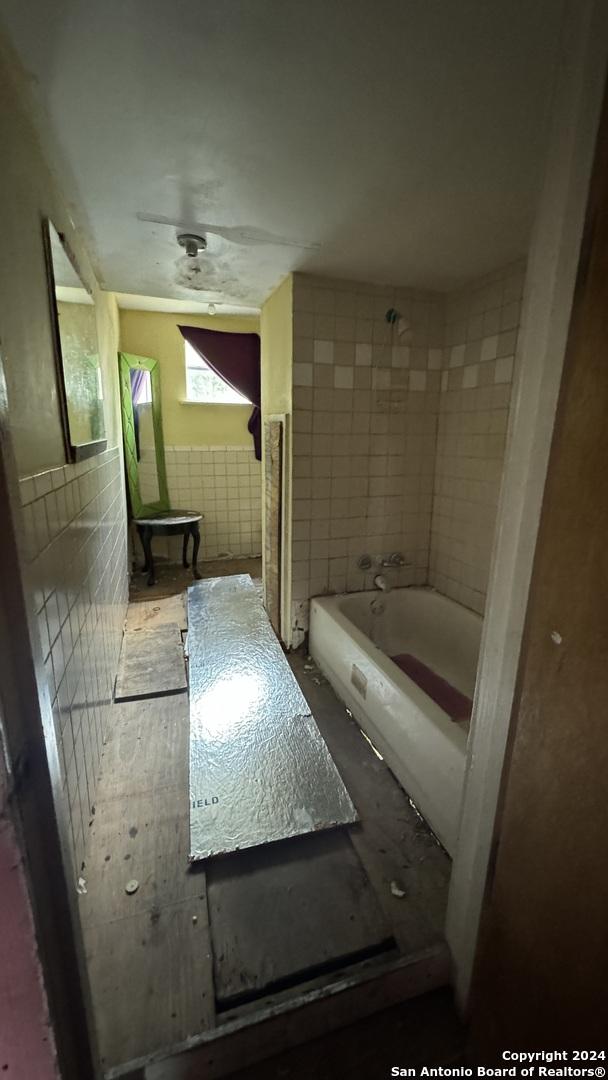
[185,342,251,405]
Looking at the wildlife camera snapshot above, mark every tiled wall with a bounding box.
[19,448,128,877]
[286,263,525,641]
[290,274,444,645]
[429,261,525,613]
[160,444,262,562]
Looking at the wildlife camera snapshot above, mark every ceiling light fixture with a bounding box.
[177,232,207,257]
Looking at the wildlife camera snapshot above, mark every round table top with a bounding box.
[134,509,203,527]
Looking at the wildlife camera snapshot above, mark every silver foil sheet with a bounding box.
[188,575,357,861]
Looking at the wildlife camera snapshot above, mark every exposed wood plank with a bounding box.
[81,674,215,1069]
[83,697,193,918]
[207,830,394,1009]
[80,793,206,928]
[110,946,451,1080]
[114,624,187,702]
[97,697,189,800]
[85,898,214,1071]
[288,653,450,954]
[125,595,187,633]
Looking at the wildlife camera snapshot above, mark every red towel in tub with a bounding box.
[391,653,473,724]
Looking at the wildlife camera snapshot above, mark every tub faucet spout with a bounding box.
[374,574,391,592]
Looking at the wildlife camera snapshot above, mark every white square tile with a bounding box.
[441,370,449,391]
[334,367,354,389]
[355,343,372,366]
[449,344,466,368]
[495,355,514,384]
[293,362,313,386]
[428,348,443,370]
[480,335,499,363]
[314,339,334,364]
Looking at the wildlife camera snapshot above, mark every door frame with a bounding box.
[2,1,607,1070]
[0,350,99,1077]
[446,0,608,1008]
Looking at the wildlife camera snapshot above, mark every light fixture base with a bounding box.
[177,232,207,257]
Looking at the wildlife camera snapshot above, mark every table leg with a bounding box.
[182,529,190,569]
[143,525,155,586]
[136,524,149,572]
[191,522,202,579]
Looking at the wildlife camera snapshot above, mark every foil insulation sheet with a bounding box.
[188,575,357,861]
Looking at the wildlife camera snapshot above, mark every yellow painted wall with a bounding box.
[261,275,293,420]
[260,275,294,643]
[0,39,121,475]
[118,309,260,447]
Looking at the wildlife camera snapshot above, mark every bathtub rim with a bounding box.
[310,587,477,746]
[309,588,471,853]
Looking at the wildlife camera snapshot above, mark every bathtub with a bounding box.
[309,587,482,855]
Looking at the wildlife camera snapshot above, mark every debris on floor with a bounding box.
[390,880,407,899]
[299,656,328,686]
[125,879,139,895]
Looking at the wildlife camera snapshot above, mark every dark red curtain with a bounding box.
[178,325,261,459]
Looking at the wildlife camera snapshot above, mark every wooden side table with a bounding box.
[134,510,203,586]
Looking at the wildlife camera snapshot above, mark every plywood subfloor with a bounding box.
[82,582,451,1075]
[125,593,187,632]
[114,623,187,702]
[207,830,395,1009]
[288,653,451,955]
[81,695,214,1071]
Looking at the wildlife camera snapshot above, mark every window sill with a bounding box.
[179,399,252,407]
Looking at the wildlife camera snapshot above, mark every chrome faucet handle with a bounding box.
[380,552,409,567]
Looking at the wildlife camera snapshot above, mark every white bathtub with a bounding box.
[309,587,482,855]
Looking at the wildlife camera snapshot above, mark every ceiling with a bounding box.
[2,0,565,309]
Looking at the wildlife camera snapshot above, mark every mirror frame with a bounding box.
[118,351,169,518]
[41,218,107,462]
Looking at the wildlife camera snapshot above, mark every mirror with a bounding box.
[131,369,160,503]
[43,220,107,460]
[118,352,169,518]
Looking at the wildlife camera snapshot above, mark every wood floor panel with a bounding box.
[97,698,189,799]
[85,898,214,1070]
[288,653,450,954]
[80,794,205,928]
[114,624,187,702]
[81,590,450,1075]
[207,830,395,1009]
[125,595,187,632]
